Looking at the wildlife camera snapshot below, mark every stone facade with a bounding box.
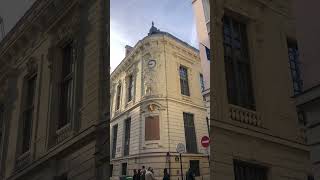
[293,1,320,179]
[210,0,311,180]
[110,25,209,180]
[0,0,108,180]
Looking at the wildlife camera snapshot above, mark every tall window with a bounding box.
[123,118,131,156]
[190,160,200,176]
[20,74,37,154]
[127,75,134,102]
[122,163,127,175]
[183,113,197,153]
[110,164,113,177]
[111,124,118,158]
[200,73,205,92]
[180,66,190,96]
[59,42,75,129]
[116,84,121,110]
[145,116,160,141]
[233,160,267,180]
[287,40,303,95]
[223,15,255,110]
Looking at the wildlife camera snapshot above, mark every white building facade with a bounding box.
[110,25,210,180]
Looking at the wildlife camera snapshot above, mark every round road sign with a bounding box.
[176,143,186,153]
[201,136,210,148]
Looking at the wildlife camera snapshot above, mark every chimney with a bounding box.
[125,45,133,57]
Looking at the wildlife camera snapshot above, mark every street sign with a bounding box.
[176,143,186,153]
[201,136,210,148]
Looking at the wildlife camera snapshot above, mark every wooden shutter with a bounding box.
[145,116,160,141]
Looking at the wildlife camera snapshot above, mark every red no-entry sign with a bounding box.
[201,136,210,148]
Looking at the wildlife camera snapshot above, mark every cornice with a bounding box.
[0,0,80,69]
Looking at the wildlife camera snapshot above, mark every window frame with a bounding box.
[121,162,127,175]
[200,73,205,92]
[233,159,268,180]
[127,75,134,103]
[123,118,131,156]
[222,14,255,110]
[190,160,200,177]
[287,39,303,95]
[111,124,118,159]
[179,65,190,96]
[116,83,122,110]
[183,112,198,154]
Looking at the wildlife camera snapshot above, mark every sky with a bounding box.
[110,0,199,72]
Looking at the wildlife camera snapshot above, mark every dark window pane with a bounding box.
[205,46,210,61]
[128,75,134,102]
[183,113,197,153]
[287,40,302,95]
[124,118,131,156]
[190,160,200,176]
[122,163,127,175]
[223,15,255,109]
[180,66,190,96]
[112,124,118,158]
[110,164,113,177]
[116,84,121,110]
[233,160,267,180]
[200,74,205,92]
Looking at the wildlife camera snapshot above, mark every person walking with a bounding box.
[163,168,170,180]
[146,167,156,180]
[186,168,195,180]
[137,169,141,180]
[141,166,146,180]
[133,169,139,180]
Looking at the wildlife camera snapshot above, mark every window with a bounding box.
[233,160,267,180]
[183,113,197,153]
[145,116,160,141]
[200,73,205,92]
[58,42,75,129]
[223,15,255,110]
[111,124,118,158]
[127,75,134,102]
[180,66,190,96]
[122,163,127,175]
[20,74,37,154]
[123,118,131,156]
[190,160,200,176]
[308,175,315,180]
[110,164,113,177]
[287,40,303,95]
[205,46,210,61]
[116,84,121,110]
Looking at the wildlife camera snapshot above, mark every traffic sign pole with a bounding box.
[180,153,183,180]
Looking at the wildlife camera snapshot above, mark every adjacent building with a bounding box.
[192,0,210,124]
[209,0,312,179]
[293,1,320,179]
[110,24,209,180]
[0,0,109,179]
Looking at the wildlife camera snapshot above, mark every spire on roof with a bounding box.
[148,21,160,35]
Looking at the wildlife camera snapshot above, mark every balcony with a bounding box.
[55,123,72,144]
[15,151,31,171]
[228,104,262,127]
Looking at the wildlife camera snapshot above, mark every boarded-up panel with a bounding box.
[145,116,160,141]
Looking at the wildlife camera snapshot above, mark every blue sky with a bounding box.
[110,0,199,72]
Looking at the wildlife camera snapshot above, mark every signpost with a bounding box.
[176,143,185,180]
[201,136,210,165]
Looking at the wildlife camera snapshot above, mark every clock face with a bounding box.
[148,60,156,68]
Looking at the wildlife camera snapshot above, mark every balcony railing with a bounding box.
[229,104,262,127]
[15,151,31,171]
[55,123,72,144]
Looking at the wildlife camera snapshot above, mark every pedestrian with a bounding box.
[133,169,139,180]
[146,167,156,180]
[137,169,141,180]
[141,166,146,180]
[186,168,195,180]
[163,168,170,180]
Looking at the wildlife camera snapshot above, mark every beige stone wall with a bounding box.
[210,0,311,179]
[111,32,209,178]
[0,0,107,179]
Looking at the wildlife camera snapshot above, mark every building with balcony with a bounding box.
[209,0,312,179]
[293,1,320,179]
[110,23,209,180]
[0,0,108,179]
[192,0,210,122]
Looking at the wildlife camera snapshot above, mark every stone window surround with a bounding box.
[15,57,39,171]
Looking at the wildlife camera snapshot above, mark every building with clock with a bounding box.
[110,23,209,180]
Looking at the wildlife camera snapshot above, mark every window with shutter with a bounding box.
[123,118,131,156]
[223,15,255,110]
[111,124,118,158]
[183,113,197,153]
[180,66,190,96]
[145,116,160,141]
[233,160,267,180]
